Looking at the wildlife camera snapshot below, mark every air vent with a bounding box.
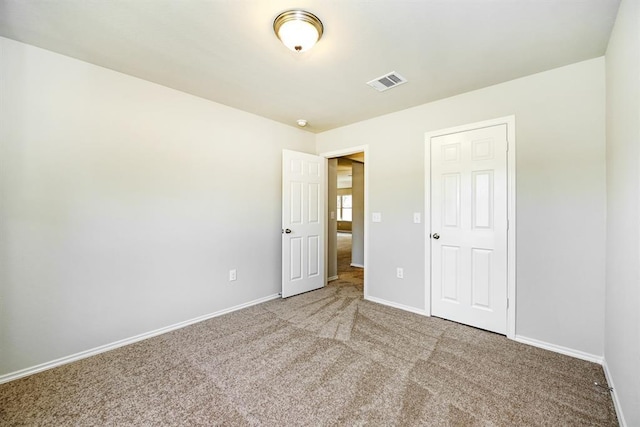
[366,71,408,92]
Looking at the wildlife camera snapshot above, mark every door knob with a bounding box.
[284,229,292,234]
[432,233,440,240]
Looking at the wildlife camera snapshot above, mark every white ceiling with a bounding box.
[0,0,620,133]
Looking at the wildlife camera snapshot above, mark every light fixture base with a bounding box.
[274,10,323,52]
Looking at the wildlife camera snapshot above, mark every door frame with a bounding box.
[320,145,369,299]
[424,116,516,339]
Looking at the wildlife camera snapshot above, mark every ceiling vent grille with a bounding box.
[366,71,408,92]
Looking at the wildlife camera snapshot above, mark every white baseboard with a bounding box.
[0,293,280,385]
[365,296,429,316]
[514,335,603,364]
[350,263,364,268]
[602,359,628,427]
[327,275,339,282]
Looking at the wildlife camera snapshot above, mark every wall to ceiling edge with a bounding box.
[0,37,316,377]
[316,57,607,359]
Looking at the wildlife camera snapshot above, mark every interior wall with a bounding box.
[351,162,365,267]
[605,0,640,424]
[327,158,338,279]
[0,37,315,377]
[316,58,606,357]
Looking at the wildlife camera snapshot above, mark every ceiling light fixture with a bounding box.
[296,119,308,127]
[273,10,323,52]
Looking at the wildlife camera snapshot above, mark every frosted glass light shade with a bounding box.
[274,10,323,52]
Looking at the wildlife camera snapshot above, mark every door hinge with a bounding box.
[507,298,510,309]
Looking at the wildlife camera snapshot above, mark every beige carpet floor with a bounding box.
[0,233,618,425]
[335,231,363,291]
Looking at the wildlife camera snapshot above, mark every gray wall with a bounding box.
[0,38,315,376]
[351,162,365,267]
[316,58,606,358]
[605,0,640,424]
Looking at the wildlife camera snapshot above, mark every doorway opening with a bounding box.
[334,155,364,292]
[322,147,368,298]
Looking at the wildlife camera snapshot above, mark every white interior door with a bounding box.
[282,150,325,298]
[431,124,508,334]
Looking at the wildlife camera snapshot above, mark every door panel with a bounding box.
[431,124,508,334]
[442,174,461,227]
[290,237,303,280]
[472,170,494,229]
[290,182,303,224]
[282,150,325,298]
[308,183,320,223]
[471,248,492,308]
[308,235,320,277]
[441,245,460,302]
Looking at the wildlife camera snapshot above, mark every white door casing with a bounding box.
[282,150,325,298]
[429,121,512,335]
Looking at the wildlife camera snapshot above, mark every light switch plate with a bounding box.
[413,212,421,223]
[372,212,382,223]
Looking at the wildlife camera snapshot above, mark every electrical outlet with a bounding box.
[413,212,421,223]
[229,269,237,281]
[372,212,382,223]
[396,267,404,279]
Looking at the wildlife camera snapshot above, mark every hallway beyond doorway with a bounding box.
[334,232,363,292]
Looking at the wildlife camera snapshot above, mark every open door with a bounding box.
[282,150,325,298]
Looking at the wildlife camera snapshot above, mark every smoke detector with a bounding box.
[366,71,408,92]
